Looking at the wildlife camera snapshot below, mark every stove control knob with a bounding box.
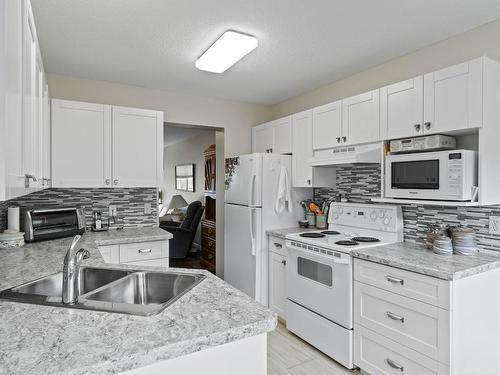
[383,217,390,225]
[338,207,343,214]
[378,210,385,218]
[370,211,377,220]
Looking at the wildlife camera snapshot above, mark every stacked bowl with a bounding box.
[450,227,479,255]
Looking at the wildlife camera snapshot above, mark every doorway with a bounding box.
[160,123,224,277]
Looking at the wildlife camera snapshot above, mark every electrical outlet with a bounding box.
[489,216,500,235]
[109,205,117,217]
[144,202,152,215]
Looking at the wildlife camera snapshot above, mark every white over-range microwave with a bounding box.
[385,149,478,201]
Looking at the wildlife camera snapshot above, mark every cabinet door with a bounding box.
[292,110,313,187]
[2,0,25,200]
[380,77,424,140]
[273,116,292,154]
[51,100,112,187]
[252,123,274,153]
[424,58,483,134]
[22,0,37,181]
[33,50,44,190]
[269,251,287,319]
[112,106,163,187]
[312,100,342,150]
[342,89,380,145]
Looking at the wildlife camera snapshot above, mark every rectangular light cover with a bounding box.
[196,30,258,73]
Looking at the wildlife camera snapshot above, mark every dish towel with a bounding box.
[275,165,292,214]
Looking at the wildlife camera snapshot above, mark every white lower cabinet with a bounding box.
[268,236,287,319]
[98,240,169,267]
[354,258,500,375]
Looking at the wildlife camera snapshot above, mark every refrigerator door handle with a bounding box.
[249,207,256,256]
[248,172,256,207]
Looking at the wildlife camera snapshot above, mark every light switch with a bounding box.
[144,203,152,215]
[489,216,500,235]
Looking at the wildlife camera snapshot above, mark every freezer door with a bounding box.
[225,154,262,207]
[224,203,262,300]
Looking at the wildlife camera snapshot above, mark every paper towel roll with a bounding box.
[8,206,20,232]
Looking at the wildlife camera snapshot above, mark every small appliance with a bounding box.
[24,207,85,242]
[310,142,381,167]
[385,149,477,201]
[389,134,456,153]
[285,202,403,369]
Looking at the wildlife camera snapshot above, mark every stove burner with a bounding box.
[320,231,340,235]
[351,236,380,243]
[300,232,326,238]
[335,240,359,246]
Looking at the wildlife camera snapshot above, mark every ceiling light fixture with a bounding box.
[195,30,258,73]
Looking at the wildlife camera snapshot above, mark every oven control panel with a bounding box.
[328,203,402,233]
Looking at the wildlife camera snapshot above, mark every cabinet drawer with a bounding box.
[355,324,449,375]
[202,235,216,253]
[268,236,286,257]
[354,259,450,309]
[200,258,216,273]
[201,223,216,239]
[201,247,216,263]
[119,240,168,263]
[355,282,450,364]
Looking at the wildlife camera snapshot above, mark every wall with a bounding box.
[0,188,158,231]
[314,166,500,252]
[47,74,273,157]
[272,19,500,118]
[163,131,215,206]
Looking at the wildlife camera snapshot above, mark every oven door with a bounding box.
[286,242,353,329]
[385,152,449,200]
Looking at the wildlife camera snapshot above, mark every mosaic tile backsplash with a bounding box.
[0,188,158,231]
[314,165,500,252]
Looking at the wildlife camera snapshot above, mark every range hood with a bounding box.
[309,142,381,167]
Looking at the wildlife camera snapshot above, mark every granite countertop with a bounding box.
[0,228,277,375]
[266,227,318,239]
[351,241,500,281]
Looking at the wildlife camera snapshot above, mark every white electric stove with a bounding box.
[285,202,403,369]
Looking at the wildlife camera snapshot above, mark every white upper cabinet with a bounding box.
[423,58,483,134]
[252,123,273,153]
[252,116,292,154]
[380,76,424,139]
[51,100,112,188]
[342,89,380,145]
[51,101,163,189]
[292,110,313,187]
[312,100,342,150]
[272,116,292,154]
[112,106,163,187]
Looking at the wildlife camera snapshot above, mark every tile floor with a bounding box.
[268,322,360,375]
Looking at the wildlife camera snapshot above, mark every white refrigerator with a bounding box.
[224,153,309,306]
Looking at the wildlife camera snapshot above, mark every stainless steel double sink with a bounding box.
[0,267,206,316]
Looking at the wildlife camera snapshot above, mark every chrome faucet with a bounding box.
[62,235,90,305]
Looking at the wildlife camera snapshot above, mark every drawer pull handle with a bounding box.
[386,275,404,285]
[386,358,404,372]
[274,243,283,248]
[138,248,152,254]
[386,311,405,323]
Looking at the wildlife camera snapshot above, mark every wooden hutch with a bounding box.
[200,144,216,273]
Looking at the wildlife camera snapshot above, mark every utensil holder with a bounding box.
[316,214,327,229]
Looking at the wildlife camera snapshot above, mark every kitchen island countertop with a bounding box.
[0,228,276,375]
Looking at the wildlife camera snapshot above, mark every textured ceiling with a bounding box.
[32,0,500,105]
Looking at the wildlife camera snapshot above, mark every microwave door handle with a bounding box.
[249,208,256,256]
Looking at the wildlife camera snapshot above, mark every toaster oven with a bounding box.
[24,207,86,242]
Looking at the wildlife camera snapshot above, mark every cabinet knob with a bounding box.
[336,137,341,143]
[281,259,287,266]
[414,124,421,132]
[105,179,110,186]
[342,136,347,143]
[274,243,283,249]
[307,179,311,185]
[424,121,431,130]
[113,179,118,185]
